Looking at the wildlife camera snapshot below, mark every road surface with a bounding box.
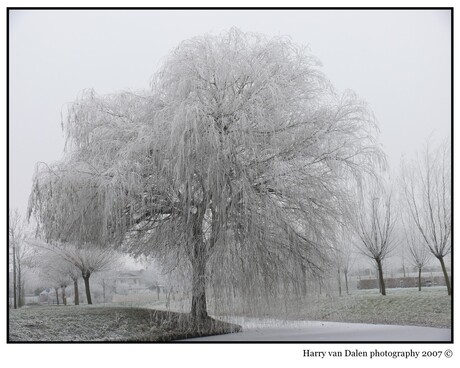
[181,318,451,342]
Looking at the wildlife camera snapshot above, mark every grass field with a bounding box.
[8,306,240,342]
[289,287,452,328]
[9,286,451,341]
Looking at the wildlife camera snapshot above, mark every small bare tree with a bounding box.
[405,226,430,291]
[58,244,120,304]
[355,191,396,296]
[38,254,72,305]
[332,239,347,296]
[335,225,358,296]
[401,141,451,295]
[341,243,356,296]
[39,248,82,305]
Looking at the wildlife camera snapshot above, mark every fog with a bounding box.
[9,9,451,217]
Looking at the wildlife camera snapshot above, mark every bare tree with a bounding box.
[15,239,35,307]
[404,224,430,291]
[69,267,81,305]
[29,29,384,322]
[333,227,357,296]
[52,244,120,305]
[9,210,35,308]
[9,210,22,308]
[38,249,81,305]
[341,242,356,296]
[38,253,72,306]
[334,221,356,295]
[355,191,396,295]
[400,141,451,295]
[332,240,344,297]
[32,241,119,305]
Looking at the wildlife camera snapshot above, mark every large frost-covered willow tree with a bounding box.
[29,29,384,322]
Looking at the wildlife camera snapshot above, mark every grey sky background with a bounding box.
[9,9,451,218]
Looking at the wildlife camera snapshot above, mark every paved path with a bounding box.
[182,319,451,342]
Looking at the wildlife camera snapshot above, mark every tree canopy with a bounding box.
[29,29,385,320]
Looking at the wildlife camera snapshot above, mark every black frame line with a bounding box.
[6,6,454,344]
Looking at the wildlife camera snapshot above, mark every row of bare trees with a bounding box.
[348,141,451,296]
[8,210,35,308]
[33,243,120,305]
[401,143,451,295]
[8,212,120,308]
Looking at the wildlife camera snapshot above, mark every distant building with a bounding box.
[39,288,58,303]
[110,270,166,295]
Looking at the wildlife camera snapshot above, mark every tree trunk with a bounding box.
[55,287,59,305]
[21,281,26,307]
[17,261,22,308]
[337,267,342,296]
[377,259,386,296]
[83,272,92,305]
[438,256,451,296]
[61,285,67,305]
[418,267,422,291]
[191,241,208,324]
[344,269,349,295]
[73,278,79,305]
[376,267,381,293]
[12,242,17,309]
[189,203,209,325]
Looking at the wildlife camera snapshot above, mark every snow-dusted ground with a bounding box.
[182,318,451,342]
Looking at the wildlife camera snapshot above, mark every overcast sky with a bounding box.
[9,9,451,218]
